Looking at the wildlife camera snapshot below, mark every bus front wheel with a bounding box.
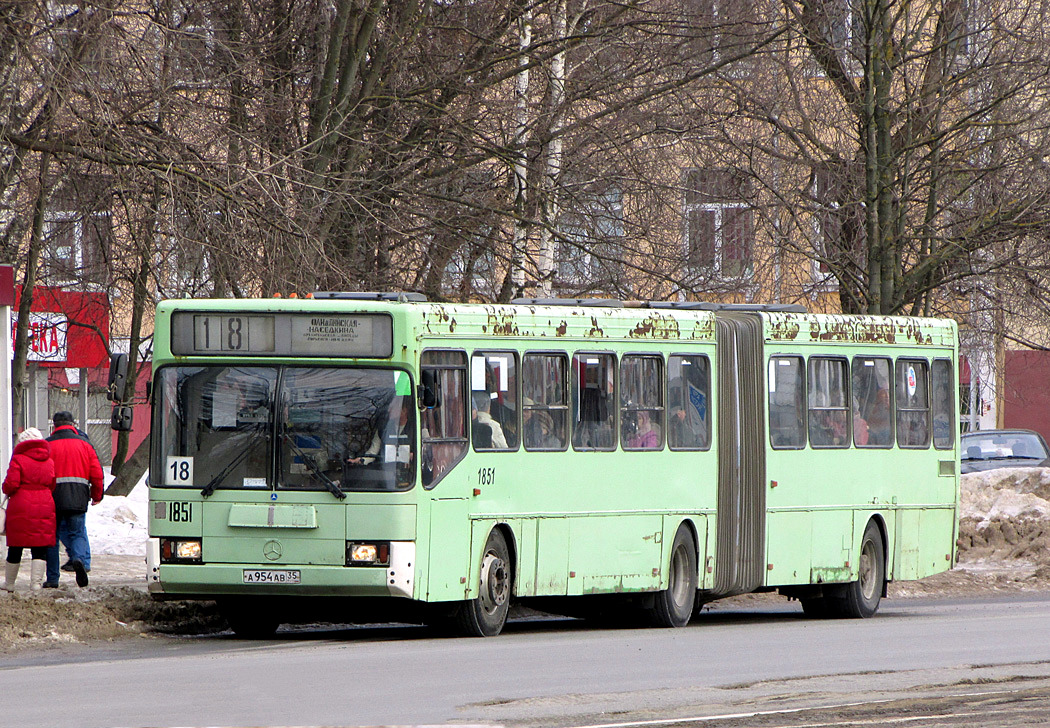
[648,525,697,628]
[457,529,512,637]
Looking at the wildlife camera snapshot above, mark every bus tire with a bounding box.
[833,520,885,619]
[456,529,512,637]
[648,525,697,628]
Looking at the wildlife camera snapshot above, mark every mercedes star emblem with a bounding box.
[263,540,282,561]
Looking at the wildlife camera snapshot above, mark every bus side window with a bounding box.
[768,356,805,449]
[896,358,931,449]
[621,355,664,451]
[668,355,710,450]
[572,353,616,451]
[470,352,519,452]
[420,350,469,487]
[808,357,849,448]
[853,357,893,448]
[932,359,955,450]
[522,353,569,451]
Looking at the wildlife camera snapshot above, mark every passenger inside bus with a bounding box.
[471,393,508,449]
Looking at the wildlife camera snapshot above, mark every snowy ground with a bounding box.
[89,471,149,556]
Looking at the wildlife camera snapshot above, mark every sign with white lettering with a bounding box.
[171,312,393,357]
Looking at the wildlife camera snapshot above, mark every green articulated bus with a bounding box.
[136,294,959,637]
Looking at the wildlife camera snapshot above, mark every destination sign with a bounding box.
[170,312,392,357]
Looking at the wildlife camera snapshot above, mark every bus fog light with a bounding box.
[347,541,390,566]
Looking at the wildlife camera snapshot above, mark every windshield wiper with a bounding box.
[201,424,268,497]
[282,434,346,500]
[201,443,254,497]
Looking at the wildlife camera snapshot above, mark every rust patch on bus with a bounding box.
[769,314,936,345]
[556,321,568,336]
[421,307,454,335]
[587,317,605,337]
[486,309,520,337]
[629,314,680,340]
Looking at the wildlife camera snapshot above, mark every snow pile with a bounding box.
[959,467,1050,570]
[88,471,150,556]
[961,467,1050,529]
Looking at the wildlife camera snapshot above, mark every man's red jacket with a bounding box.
[47,424,104,513]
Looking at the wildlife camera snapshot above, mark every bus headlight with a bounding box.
[347,541,390,566]
[161,538,202,563]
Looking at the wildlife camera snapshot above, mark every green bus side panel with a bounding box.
[765,511,811,584]
[894,507,955,581]
[894,509,921,580]
[426,498,471,601]
[569,515,663,595]
[515,519,539,596]
[535,518,570,596]
[811,510,853,584]
[346,504,417,541]
[202,502,346,565]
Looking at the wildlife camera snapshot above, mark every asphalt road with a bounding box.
[5,593,1050,728]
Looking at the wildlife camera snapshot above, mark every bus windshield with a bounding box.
[155,366,415,493]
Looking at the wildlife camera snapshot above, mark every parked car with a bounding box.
[960,428,1050,474]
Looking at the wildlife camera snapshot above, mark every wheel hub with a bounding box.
[479,551,509,613]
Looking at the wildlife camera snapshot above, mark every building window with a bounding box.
[683,168,753,279]
[690,0,754,69]
[169,1,222,83]
[42,182,111,287]
[556,188,623,291]
[811,167,841,289]
[444,239,499,300]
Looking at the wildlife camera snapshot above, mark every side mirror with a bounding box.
[419,370,440,409]
[107,353,129,402]
[111,405,133,432]
[145,380,153,403]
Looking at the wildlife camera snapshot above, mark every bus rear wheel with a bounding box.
[456,529,512,637]
[820,521,885,619]
[648,525,697,628]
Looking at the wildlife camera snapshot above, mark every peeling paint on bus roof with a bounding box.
[767,313,951,345]
[629,313,681,339]
[418,302,718,342]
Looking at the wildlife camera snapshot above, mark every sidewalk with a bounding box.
[42,553,148,592]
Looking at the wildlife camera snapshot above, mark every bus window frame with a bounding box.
[420,349,469,489]
[768,354,807,450]
[470,349,520,453]
[620,353,665,452]
[522,350,570,452]
[895,356,932,450]
[667,353,712,452]
[571,351,618,452]
[807,355,851,450]
[932,357,955,451]
[852,356,894,449]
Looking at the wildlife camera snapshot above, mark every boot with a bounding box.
[30,559,46,591]
[3,562,19,592]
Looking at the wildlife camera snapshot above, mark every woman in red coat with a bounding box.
[3,427,56,592]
